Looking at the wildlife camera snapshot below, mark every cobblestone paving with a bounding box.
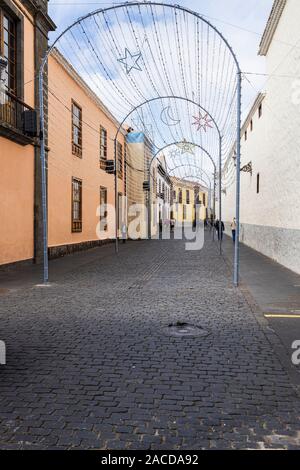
[0,237,300,450]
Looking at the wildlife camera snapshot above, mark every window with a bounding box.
[250,119,253,131]
[72,101,82,157]
[72,178,82,232]
[186,190,190,204]
[244,130,248,141]
[256,173,260,194]
[0,8,16,94]
[100,187,108,232]
[258,103,262,118]
[183,205,187,220]
[100,126,107,169]
[117,141,123,178]
[203,193,206,206]
[179,189,183,204]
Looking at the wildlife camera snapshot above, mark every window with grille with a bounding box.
[100,126,107,169]
[100,187,108,232]
[117,141,123,179]
[183,205,187,220]
[72,101,82,157]
[0,8,16,94]
[72,178,82,232]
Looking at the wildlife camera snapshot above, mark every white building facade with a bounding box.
[223,0,300,275]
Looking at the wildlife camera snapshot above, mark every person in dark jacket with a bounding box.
[215,220,225,241]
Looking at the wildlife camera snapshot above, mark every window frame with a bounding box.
[186,189,190,205]
[72,100,83,157]
[0,1,24,100]
[117,141,123,179]
[100,186,108,232]
[72,177,82,233]
[100,125,107,169]
[0,7,16,94]
[179,189,183,204]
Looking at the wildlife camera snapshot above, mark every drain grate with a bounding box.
[164,321,210,338]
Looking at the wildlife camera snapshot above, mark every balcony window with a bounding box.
[0,8,16,94]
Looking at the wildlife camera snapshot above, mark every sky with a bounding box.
[48,0,274,115]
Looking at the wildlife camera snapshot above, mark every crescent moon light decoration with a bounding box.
[160,106,181,127]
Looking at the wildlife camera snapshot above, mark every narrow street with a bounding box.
[0,235,299,450]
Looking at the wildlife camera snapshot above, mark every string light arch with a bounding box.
[39,1,242,285]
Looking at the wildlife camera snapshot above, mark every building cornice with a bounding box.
[241,92,266,134]
[170,176,208,192]
[21,1,56,32]
[259,0,286,56]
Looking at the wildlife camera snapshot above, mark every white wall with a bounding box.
[223,0,300,274]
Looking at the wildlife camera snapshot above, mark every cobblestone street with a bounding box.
[0,236,300,450]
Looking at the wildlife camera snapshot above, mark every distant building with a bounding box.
[222,0,300,275]
[152,154,171,231]
[0,0,55,266]
[171,177,208,226]
[126,131,154,238]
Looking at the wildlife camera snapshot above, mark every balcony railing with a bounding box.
[0,88,37,144]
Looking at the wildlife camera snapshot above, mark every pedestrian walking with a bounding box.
[231,217,237,244]
[215,219,225,241]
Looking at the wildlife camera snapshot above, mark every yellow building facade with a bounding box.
[171,177,208,225]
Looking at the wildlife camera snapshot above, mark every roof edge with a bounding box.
[50,48,126,135]
[259,0,287,56]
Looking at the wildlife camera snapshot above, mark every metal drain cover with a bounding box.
[164,322,210,338]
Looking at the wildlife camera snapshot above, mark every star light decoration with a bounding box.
[176,139,196,155]
[118,48,143,74]
[168,148,182,160]
[192,112,214,132]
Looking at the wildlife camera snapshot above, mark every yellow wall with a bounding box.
[48,53,126,248]
[0,2,35,265]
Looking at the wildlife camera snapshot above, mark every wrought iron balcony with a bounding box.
[0,89,38,145]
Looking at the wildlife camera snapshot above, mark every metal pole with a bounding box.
[148,168,152,240]
[218,137,222,254]
[39,68,49,283]
[213,171,216,242]
[234,72,242,286]
[114,138,119,253]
